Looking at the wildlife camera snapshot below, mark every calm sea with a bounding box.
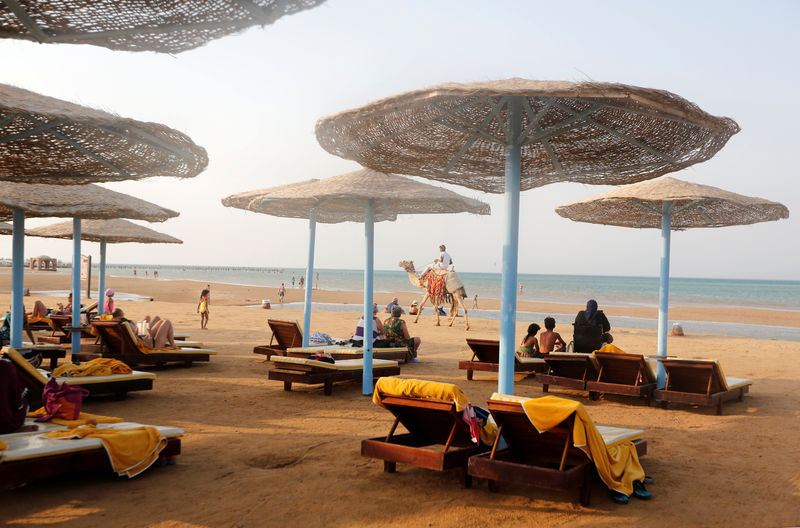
[78,264,799,312]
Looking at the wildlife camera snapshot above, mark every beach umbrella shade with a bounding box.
[222,168,490,393]
[27,218,182,315]
[0,182,178,351]
[315,78,740,395]
[555,176,789,387]
[0,0,326,53]
[0,82,204,351]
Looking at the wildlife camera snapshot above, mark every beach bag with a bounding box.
[0,358,28,433]
[35,378,89,422]
[308,353,335,364]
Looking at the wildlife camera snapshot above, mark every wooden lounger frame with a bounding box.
[90,320,212,367]
[467,399,647,505]
[268,361,401,396]
[458,338,547,380]
[254,319,302,357]
[0,436,180,489]
[537,354,599,393]
[585,352,657,405]
[654,359,750,415]
[15,344,66,371]
[286,347,411,363]
[361,395,488,486]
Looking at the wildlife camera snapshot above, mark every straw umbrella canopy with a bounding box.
[27,218,182,314]
[223,168,490,393]
[0,0,326,53]
[555,176,789,386]
[0,221,11,234]
[0,182,177,350]
[315,78,740,395]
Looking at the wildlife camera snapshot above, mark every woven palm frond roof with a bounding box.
[222,169,490,224]
[555,177,789,229]
[0,182,178,222]
[27,218,182,244]
[315,78,740,193]
[0,221,11,234]
[0,83,207,184]
[0,0,325,53]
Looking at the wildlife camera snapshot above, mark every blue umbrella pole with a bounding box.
[10,208,25,348]
[71,218,82,355]
[362,201,375,395]
[656,201,673,388]
[498,99,522,395]
[302,210,317,347]
[98,238,107,315]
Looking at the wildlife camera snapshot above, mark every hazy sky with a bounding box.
[1,0,797,280]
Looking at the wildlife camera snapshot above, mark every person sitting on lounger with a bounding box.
[31,300,49,319]
[114,309,176,348]
[574,299,613,348]
[54,293,72,315]
[517,323,541,358]
[383,305,421,359]
[352,303,384,345]
[539,317,566,354]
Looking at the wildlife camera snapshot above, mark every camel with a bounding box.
[398,260,470,331]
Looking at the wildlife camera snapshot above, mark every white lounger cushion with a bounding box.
[286,345,408,355]
[1,423,183,463]
[514,355,546,364]
[38,368,156,385]
[272,356,398,370]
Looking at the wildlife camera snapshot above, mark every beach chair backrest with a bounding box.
[465,338,500,363]
[487,399,587,467]
[661,359,725,395]
[544,353,599,381]
[381,395,474,447]
[2,347,47,389]
[594,352,655,385]
[92,320,143,356]
[48,315,71,336]
[268,319,303,351]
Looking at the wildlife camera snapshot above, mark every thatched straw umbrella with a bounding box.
[27,219,182,315]
[223,168,490,394]
[0,82,203,350]
[316,78,740,395]
[0,0,326,53]
[0,221,11,235]
[0,182,177,351]
[555,176,789,386]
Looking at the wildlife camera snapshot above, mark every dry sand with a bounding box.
[1,270,799,527]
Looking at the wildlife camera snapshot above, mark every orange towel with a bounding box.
[53,358,133,377]
[45,424,166,477]
[28,408,124,428]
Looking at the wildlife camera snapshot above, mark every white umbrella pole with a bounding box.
[498,99,522,395]
[656,201,673,388]
[362,201,375,395]
[71,218,82,355]
[302,210,316,347]
[10,208,25,348]
[98,238,107,315]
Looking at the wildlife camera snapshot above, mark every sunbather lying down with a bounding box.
[31,300,49,319]
[112,309,176,348]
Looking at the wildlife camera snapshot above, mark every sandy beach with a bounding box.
[1,270,799,527]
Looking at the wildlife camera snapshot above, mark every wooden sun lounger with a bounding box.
[458,338,547,380]
[15,343,67,371]
[254,319,303,358]
[467,395,647,505]
[2,347,155,407]
[268,356,400,395]
[361,393,489,487]
[0,419,182,489]
[286,344,412,363]
[536,353,600,393]
[585,352,658,405]
[36,314,78,345]
[653,358,752,415]
[86,320,215,367]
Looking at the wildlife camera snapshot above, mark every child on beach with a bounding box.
[104,288,115,314]
[472,294,478,308]
[539,317,566,353]
[517,323,541,358]
[197,289,210,329]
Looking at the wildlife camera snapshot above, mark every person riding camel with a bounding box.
[420,244,453,280]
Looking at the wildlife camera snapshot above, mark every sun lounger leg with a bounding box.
[580,469,592,506]
[738,388,744,402]
[466,368,473,381]
[324,378,333,396]
[283,381,292,392]
[542,384,549,393]
[461,467,472,489]
[660,400,668,410]
[487,479,498,493]
[383,461,396,473]
[589,391,599,401]
[716,400,723,416]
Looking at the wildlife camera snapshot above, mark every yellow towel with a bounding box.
[28,408,124,428]
[0,439,6,450]
[520,395,645,496]
[373,377,497,445]
[45,424,166,477]
[596,344,628,354]
[53,358,132,377]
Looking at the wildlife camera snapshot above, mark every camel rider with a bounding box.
[421,244,453,280]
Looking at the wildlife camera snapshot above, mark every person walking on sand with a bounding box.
[197,288,210,329]
[473,294,478,309]
[291,276,295,288]
[278,283,286,304]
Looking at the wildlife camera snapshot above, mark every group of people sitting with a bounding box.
[352,303,421,359]
[517,299,614,358]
